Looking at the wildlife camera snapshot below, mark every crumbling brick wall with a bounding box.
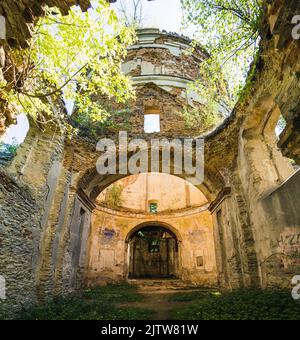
[1,0,300,318]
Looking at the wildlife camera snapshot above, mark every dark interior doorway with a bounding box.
[128,226,179,279]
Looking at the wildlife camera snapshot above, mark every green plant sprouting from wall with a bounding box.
[74,103,133,136]
[181,104,221,130]
[105,184,124,207]
[237,49,260,104]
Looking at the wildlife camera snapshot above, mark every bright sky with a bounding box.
[112,0,184,33]
[3,114,29,144]
[2,0,187,145]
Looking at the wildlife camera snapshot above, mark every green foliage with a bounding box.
[11,287,300,320]
[105,184,124,207]
[99,107,133,132]
[276,115,287,135]
[74,104,133,136]
[0,138,19,159]
[182,0,263,107]
[171,289,300,320]
[149,202,158,214]
[168,290,215,302]
[236,49,260,103]
[0,303,11,320]
[17,284,154,320]
[181,104,221,129]
[82,283,142,303]
[1,0,136,130]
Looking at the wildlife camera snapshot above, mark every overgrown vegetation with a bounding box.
[17,284,154,320]
[73,103,133,136]
[276,115,287,137]
[168,290,216,302]
[0,138,19,161]
[15,287,300,320]
[0,0,136,132]
[182,0,263,107]
[181,105,221,130]
[105,184,124,207]
[171,289,300,320]
[0,0,265,133]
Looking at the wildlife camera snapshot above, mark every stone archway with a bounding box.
[84,174,218,287]
[127,224,180,279]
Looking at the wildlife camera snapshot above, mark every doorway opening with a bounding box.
[128,225,179,279]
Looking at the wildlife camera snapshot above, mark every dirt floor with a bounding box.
[119,290,198,320]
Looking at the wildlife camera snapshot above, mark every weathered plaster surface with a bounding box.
[0,0,300,317]
[87,205,217,287]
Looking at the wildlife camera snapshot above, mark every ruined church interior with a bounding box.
[0,0,300,321]
[88,173,216,286]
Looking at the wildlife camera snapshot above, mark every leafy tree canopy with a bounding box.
[181,0,263,107]
[0,0,136,132]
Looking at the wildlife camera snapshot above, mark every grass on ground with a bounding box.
[168,290,214,302]
[7,286,300,320]
[171,289,300,320]
[17,283,154,320]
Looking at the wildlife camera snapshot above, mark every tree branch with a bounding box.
[19,63,88,99]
